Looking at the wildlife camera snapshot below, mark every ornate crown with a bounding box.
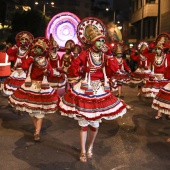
[73,44,82,54]
[77,17,106,45]
[49,33,59,49]
[15,31,34,43]
[32,37,50,52]
[65,40,75,50]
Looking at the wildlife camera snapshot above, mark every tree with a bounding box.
[7,10,50,44]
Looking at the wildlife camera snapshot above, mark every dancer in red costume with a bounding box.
[9,37,60,142]
[141,33,170,119]
[129,41,154,96]
[151,38,170,122]
[47,34,67,91]
[152,68,170,122]
[61,40,75,74]
[109,42,132,97]
[2,31,34,96]
[142,33,170,99]
[61,39,75,90]
[58,17,127,162]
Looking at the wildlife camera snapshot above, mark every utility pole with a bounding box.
[140,0,144,40]
[43,3,46,15]
[157,0,161,35]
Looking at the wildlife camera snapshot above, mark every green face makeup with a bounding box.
[94,38,105,50]
[34,46,43,55]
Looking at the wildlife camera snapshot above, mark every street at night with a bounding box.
[1,0,170,170]
[0,85,170,170]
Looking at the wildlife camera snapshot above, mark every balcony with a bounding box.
[131,3,158,23]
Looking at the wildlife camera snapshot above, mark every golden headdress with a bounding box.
[65,40,75,51]
[155,33,170,49]
[73,44,82,54]
[15,31,34,43]
[49,33,59,49]
[32,37,50,52]
[77,17,106,45]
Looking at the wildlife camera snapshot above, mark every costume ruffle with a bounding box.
[152,83,170,115]
[142,79,169,97]
[9,81,59,114]
[48,69,67,89]
[3,69,26,95]
[59,81,127,121]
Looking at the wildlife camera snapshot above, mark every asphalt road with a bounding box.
[0,85,170,170]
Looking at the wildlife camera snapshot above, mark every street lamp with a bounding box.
[117,21,122,30]
[35,1,54,15]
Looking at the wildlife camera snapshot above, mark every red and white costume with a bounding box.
[48,54,67,89]
[152,55,170,114]
[142,51,169,97]
[111,57,131,90]
[59,17,127,122]
[142,34,170,98]
[129,42,154,85]
[47,35,67,89]
[3,31,34,96]
[152,82,170,115]
[151,40,170,114]
[9,37,59,115]
[109,42,131,91]
[59,48,127,121]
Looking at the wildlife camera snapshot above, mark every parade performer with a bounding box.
[2,31,34,96]
[151,40,170,121]
[58,17,127,162]
[73,44,82,58]
[47,34,67,91]
[0,43,11,91]
[152,70,170,122]
[61,39,75,90]
[129,41,154,96]
[110,42,132,97]
[141,33,170,100]
[9,37,60,142]
[61,39,75,73]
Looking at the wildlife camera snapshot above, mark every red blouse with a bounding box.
[22,56,53,81]
[67,48,119,81]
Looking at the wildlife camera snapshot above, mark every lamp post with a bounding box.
[35,1,54,15]
[140,0,144,40]
[157,0,161,35]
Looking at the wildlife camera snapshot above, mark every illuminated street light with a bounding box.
[0,23,3,29]
[117,21,122,30]
[106,8,109,11]
[34,1,55,15]
[118,26,122,30]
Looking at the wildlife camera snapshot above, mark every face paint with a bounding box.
[94,38,105,50]
[156,48,162,56]
[34,46,43,55]
[20,38,29,45]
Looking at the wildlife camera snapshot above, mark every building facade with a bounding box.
[130,0,170,46]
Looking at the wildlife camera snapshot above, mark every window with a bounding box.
[146,0,155,4]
